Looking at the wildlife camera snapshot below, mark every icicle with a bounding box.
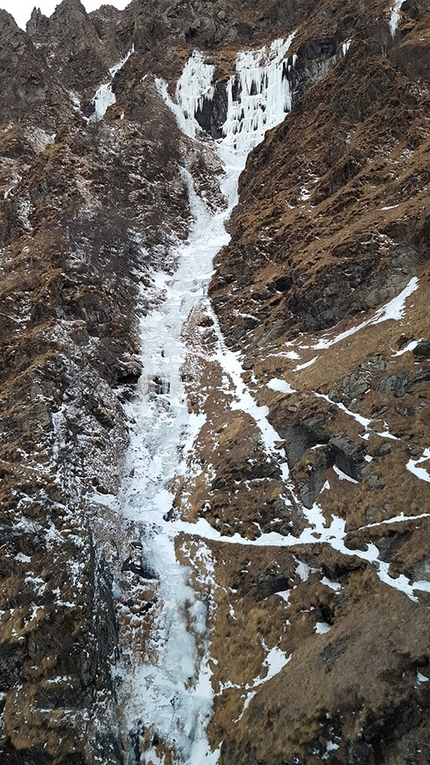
[342,39,351,56]
[166,35,296,152]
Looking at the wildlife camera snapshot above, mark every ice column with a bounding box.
[389,0,403,35]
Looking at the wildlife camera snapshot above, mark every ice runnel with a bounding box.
[121,159,244,764]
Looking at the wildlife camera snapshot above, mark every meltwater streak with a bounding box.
[120,38,295,764]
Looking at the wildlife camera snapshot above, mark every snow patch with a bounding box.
[293,356,318,372]
[392,338,420,356]
[312,277,419,350]
[262,645,291,682]
[295,559,315,581]
[333,465,359,484]
[315,622,332,634]
[15,552,31,563]
[234,645,291,722]
[406,448,430,483]
[321,577,341,592]
[267,378,296,394]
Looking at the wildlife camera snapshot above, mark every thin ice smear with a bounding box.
[90,46,134,122]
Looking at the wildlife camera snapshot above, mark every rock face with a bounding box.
[1,0,430,763]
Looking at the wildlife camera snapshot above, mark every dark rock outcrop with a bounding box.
[413,339,430,361]
[330,434,368,482]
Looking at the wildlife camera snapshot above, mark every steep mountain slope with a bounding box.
[0,0,429,763]
[0,9,191,762]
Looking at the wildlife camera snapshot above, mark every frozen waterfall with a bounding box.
[120,35,296,765]
[175,50,216,138]
[222,35,296,151]
[389,0,403,35]
[174,35,296,150]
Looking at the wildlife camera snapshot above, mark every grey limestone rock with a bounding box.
[299,449,334,508]
[413,339,430,361]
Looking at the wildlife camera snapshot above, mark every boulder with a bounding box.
[377,370,410,397]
